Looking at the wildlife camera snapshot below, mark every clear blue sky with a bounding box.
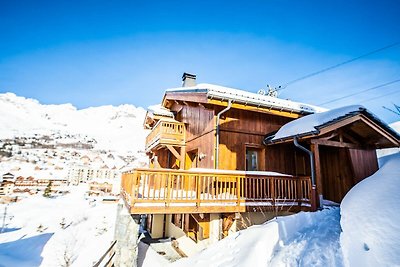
[1,0,399,123]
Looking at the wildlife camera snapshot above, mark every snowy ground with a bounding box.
[170,208,343,267]
[0,185,117,267]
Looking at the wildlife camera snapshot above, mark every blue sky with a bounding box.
[1,0,399,123]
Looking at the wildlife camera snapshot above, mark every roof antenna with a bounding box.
[265,85,278,98]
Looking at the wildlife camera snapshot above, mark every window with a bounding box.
[246,148,259,171]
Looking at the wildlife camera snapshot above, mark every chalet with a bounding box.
[121,73,400,254]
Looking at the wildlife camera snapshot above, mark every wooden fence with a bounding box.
[121,168,312,214]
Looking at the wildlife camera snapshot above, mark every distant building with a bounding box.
[67,164,120,185]
[0,172,68,195]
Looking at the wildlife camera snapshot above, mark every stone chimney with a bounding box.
[182,72,196,87]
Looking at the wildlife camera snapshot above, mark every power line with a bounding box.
[360,88,400,104]
[318,79,400,105]
[278,41,400,91]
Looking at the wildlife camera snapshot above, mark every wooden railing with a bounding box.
[92,240,117,267]
[145,120,186,151]
[121,168,312,214]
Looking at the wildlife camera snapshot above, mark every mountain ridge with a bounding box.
[0,92,148,154]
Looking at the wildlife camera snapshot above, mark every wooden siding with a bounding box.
[217,108,293,170]
[176,104,215,141]
[319,147,355,203]
[348,148,378,184]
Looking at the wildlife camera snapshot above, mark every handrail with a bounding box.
[92,240,117,267]
[121,168,312,213]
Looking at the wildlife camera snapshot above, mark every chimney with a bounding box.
[182,72,196,87]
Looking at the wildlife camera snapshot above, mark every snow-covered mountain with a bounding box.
[0,92,148,154]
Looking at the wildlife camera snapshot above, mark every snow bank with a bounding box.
[340,153,400,267]
[171,208,343,267]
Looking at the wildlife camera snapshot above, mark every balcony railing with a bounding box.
[145,120,186,151]
[121,168,312,214]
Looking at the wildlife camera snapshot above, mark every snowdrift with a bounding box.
[340,153,400,267]
[171,208,343,267]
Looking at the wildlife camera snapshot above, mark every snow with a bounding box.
[138,241,170,267]
[170,208,343,267]
[166,83,326,114]
[147,104,174,118]
[340,152,400,267]
[0,92,147,154]
[272,105,364,141]
[0,184,117,266]
[391,121,400,132]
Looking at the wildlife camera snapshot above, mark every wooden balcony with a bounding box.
[121,168,312,214]
[145,120,186,152]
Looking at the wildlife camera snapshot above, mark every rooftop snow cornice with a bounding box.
[165,83,326,115]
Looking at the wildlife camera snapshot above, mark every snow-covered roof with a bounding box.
[166,83,326,114]
[147,104,174,118]
[266,105,400,143]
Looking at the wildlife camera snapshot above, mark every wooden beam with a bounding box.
[311,139,362,149]
[310,143,323,204]
[180,146,186,170]
[166,145,182,160]
[318,115,361,135]
[130,205,246,214]
[319,131,338,141]
[359,116,400,146]
[207,99,302,119]
[341,131,361,145]
[163,92,209,108]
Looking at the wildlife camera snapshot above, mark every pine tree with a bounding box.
[43,181,52,197]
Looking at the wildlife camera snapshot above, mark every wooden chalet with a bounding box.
[121,73,400,251]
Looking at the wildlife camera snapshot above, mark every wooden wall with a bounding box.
[161,103,307,173]
[319,146,378,203]
[348,148,378,184]
[176,104,214,141]
[218,107,293,171]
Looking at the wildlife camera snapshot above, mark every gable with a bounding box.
[265,106,400,149]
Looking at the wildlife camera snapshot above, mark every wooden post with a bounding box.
[311,143,323,208]
[180,146,186,170]
[311,185,318,211]
[236,176,241,206]
[270,177,275,206]
[296,176,301,207]
[196,175,201,208]
[131,171,138,209]
[166,172,172,207]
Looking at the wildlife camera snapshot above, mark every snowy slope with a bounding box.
[0,185,117,267]
[171,208,343,267]
[0,93,147,154]
[340,152,400,267]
